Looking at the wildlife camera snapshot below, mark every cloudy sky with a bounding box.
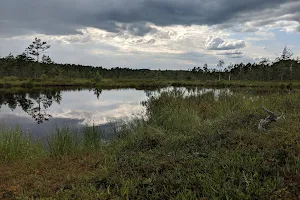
[0,0,300,70]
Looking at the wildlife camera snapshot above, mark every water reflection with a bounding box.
[92,88,102,99]
[144,86,233,100]
[0,88,147,137]
[0,90,62,124]
[0,87,295,138]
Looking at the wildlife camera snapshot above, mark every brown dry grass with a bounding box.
[0,152,106,199]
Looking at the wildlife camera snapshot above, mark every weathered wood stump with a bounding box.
[258,106,284,131]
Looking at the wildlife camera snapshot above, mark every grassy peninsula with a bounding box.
[1,89,300,199]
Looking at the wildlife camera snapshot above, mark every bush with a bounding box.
[3,76,19,82]
[93,72,103,82]
[40,74,48,80]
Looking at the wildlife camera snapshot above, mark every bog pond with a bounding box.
[0,87,295,139]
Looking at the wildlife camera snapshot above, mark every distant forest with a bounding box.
[1,38,300,81]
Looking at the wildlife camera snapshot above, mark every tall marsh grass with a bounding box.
[1,88,300,199]
[47,127,80,157]
[0,125,104,160]
[47,126,104,157]
[0,126,44,161]
[82,125,102,150]
[109,89,300,199]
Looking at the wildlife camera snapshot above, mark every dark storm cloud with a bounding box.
[0,0,297,37]
[223,1,300,31]
[119,23,159,36]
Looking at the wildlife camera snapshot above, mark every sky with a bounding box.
[0,0,300,70]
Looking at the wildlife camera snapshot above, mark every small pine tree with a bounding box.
[93,71,103,82]
[42,55,54,64]
[281,46,293,61]
[4,53,14,60]
[27,37,51,62]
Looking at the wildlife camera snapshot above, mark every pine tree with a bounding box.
[27,38,51,62]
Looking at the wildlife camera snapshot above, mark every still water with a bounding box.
[0,88,149,138]
[0,87,288,138]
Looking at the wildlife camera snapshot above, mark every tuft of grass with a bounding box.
[47,127,79,157]
[0,126,45,161]
[82,125,102,151]
[46,125,103,157]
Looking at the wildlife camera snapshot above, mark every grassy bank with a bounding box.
[1,77,300,90]
[1,89,300,199]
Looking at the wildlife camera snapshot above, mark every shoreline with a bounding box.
[0,78,299,90]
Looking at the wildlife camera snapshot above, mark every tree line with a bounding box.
[1,38,300,81]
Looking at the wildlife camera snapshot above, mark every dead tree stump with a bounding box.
[258,106,284,131]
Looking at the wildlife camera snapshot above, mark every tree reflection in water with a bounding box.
[0,90,62,124]
[0,88,104,124]
[92,88,102,99]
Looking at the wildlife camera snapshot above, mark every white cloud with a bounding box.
[252,56,267,61]
[1,18,299,70]
[267,20,300,33]
[216,50,245,59]
[205,36,245,50]
[50,103,145,126]
[216,49,243,55]
[232,23,259,32]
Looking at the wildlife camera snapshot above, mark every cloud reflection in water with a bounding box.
[0,88,147,136]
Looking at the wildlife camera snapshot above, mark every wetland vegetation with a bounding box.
[1,39,300,199]
[1,88,300,199]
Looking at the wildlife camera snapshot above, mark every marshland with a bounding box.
[1,86,300,199]
[1,35,300,199]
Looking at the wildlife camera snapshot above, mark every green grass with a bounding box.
[0,125,104,161]
[47,126,103,157]
[1,77,300,90]
[47,127,80,157]
[1,88,300,199]
[0,126,45,161]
